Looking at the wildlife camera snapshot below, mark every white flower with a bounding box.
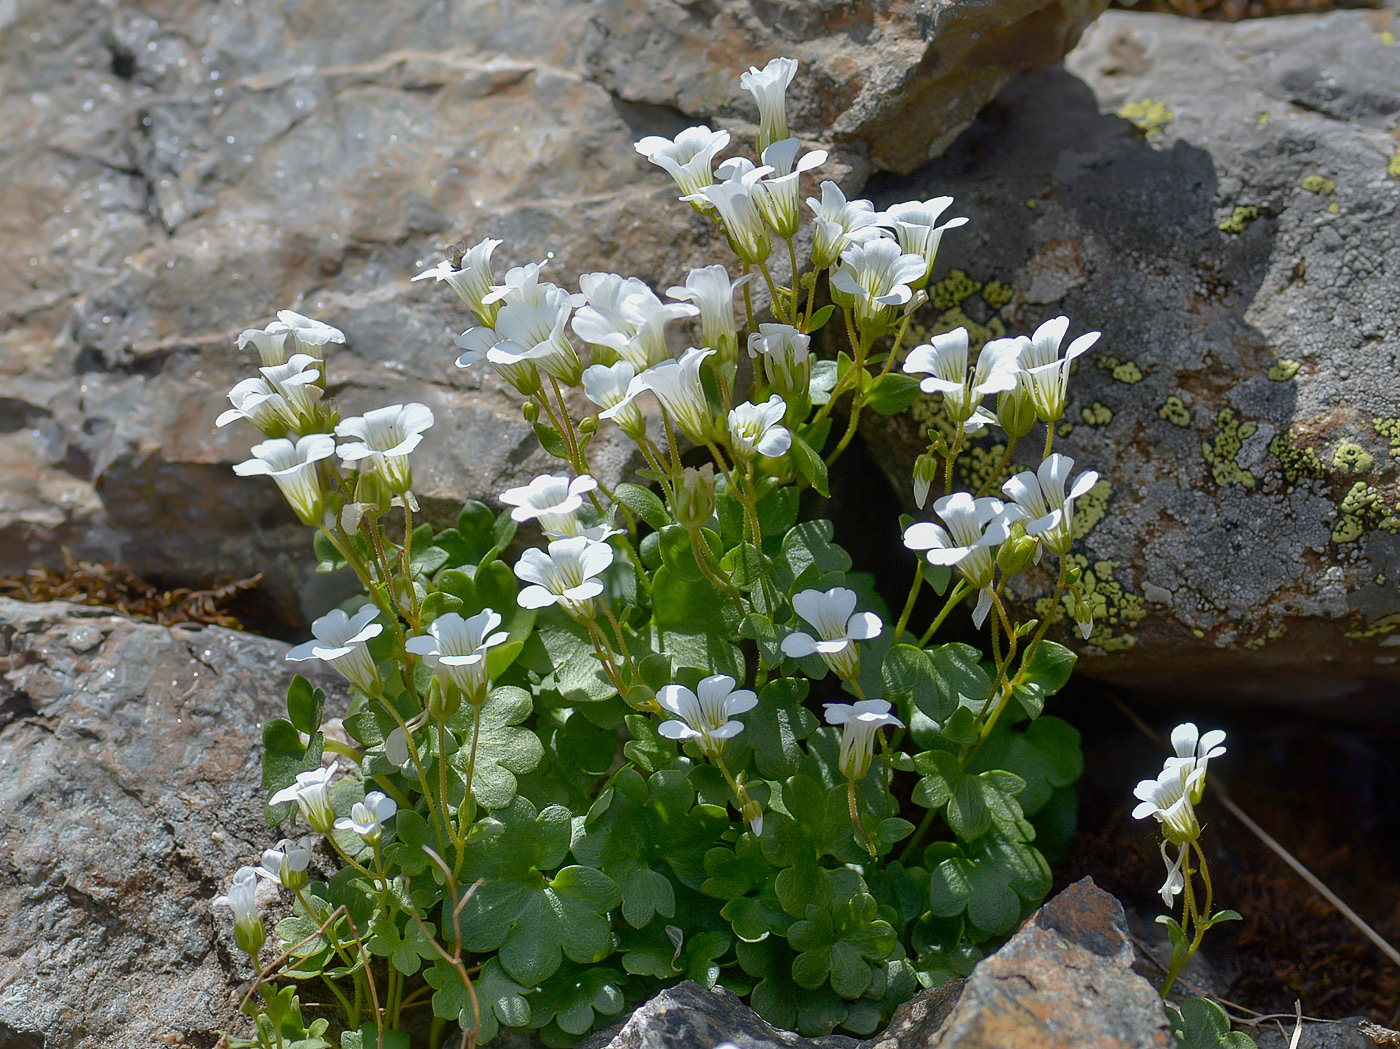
[214,866,265,956]
[807,181,881,271]
[1156,841,1188,908]
[233,434,335,525]
[276,310,346,361]
[666,265,750,365]
[269,761,340,834]
[824,699,904,781]
[830,238,926,330]
[491,291,582,386]
[981,337,1039,439]
[740,56,799,152]
[413,238,503,325]
[1167,723,1227,804]
[638,347,716,443]
[781,587,883,681]
[237,323,292,367]
[746,323,810,403]
[334,790,398,847]
[336,403,434,494]
[583,360,648,440]
[693,165,772,265]
[259,353,324,426]
[1000,454,1099,556]
[656,673,758,758]
[514,536,614,621]
[755,138,827,238]
[406,609,509,706]
[258,838,313,890]
[455,325,540,395]
[903,328,1019,425]
[727,396,791,460]
[635,125,731,202]
[217,377,297,436]
[499,473,599,536]
[877,198,968,286]
[1132,764,1200,846]
[1018,316,1101,423]
[286,605,384,694]
[902,493,1021,627]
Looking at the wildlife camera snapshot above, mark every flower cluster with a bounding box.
[1133,723,1227,906]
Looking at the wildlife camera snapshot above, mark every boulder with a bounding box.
[862,9,1400,701]
[0,0,1105,631]
[0,597,339,1048]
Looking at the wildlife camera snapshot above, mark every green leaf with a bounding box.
[809,358,839,405]
[286,675,325,737]
[532,422,570,459]
[776,519,851,592]
[614,482,670,530]
[650,566,743,676]
[740,678,818,780]
[788,891,897,999]
[417,591,464,627]
[522,609,617,703]
[739,613,783,670]
[864,373,922,416]
[366,913,438,976]
[881,645,953,724]
[1012,640,1077,718]
[969,715,1083,817]
[927,643,994,720]
[313,530,347,572]
[447,686,544,809]
[262,720,325,825]
[789,432,830,497]
[620,867,676,929]
[1170,997,1257,1049]
[529,963,627,1037]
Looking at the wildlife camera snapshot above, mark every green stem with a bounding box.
[893,566,923,645]
[757,260,790,325]
[917,580,969,647]
[847,776,878,857]
[973,438,1019,499]
[742,264,757,334]
[785,236,802,319]
[1043,422,1054,460]
[897,805,938,864]
[690,529,747,618]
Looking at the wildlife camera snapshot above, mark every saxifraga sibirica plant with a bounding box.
[213,56,1106,1049]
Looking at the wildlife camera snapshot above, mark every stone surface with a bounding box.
[862,8,1400,702]
[0,0,1103,632]
[1254,1017,1374,1049]
[0,597,336,1048]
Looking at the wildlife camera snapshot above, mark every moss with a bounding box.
[1332,441,1374,476]
[1267,358,1301,381]
[1270,428,1327,490]
[1118,98,1175,138]
[1217,205,1259,234]
[1301,174,1336,195]
[1081,402,1114,427]
[928,269,984,312]
[1037,554,1147,652]
[1202,408,1258,488]
[1346,611,1400,642]
[982,280,1014,311]
[1374,418,1400,459]
[1158,395,1191,427]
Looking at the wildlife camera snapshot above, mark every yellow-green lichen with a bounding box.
[958,442,1016,495]
[1025,198,1038,210]
[1255,111,1270,127]
[1346,611,1400,642]
[1301,174,1336,195]
[982,280,1014,311]
[1218,206,1259,234]
[1242,623,1288,650]
[1159,395,1191,427]
[928,269,984,312]
[1202,408,1258,488]
[1332,480,1400,543]
[1095,355,1144,384]
[1118,98,1175,138]
[1072,478,1113,540]
[1375,418,1400,459]
[1390,151,1400,179]
[1058,422,1075,438]
[1269,428,1327,490]
[1037,554,1147,652]
[1267,358,1301,381]
[1332,441,1375,476]
[1081,402,1114,427]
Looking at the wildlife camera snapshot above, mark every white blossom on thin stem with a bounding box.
[214,866,265,957]
[781,587,883,681]
[1000,453,1099,556]
[830,237,926,330]
[573,273,695,371]
[1018,316,1101,423]
[755,138,827,238]
[666,265,750,365]
[902,328,1019,425]
[259,354,324,426]
[903,493,1022,628]
[286,605,384,695]
[746,323,810,404]
[1132,764,1200,907]
[335,403,434,494]
[334,791,398,847]
[233,434,335,525]
[583,360,648,440]
[514,536,614,621]
[639,347,716,443]
[499,473,599,536]
[237,323,292,367]
[692,165,772,265]
[258,838,313,889]
[635,125,731,203]
[412,238,503,325]
[268,761,341,834]
[824,699,904,781]
[491,291,582,387]
[740,56,799,152]
[657,673,758,759]
[406,609,509,706]
[807,181,881,271]
[455,325,540,396]
[877,198,968,286]
[276,310,346,361]
[727,395,791,461]
[1167,723,1227,804]
[217,377,296,436]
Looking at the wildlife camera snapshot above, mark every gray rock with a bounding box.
[862,9,1400,701]
[0,0,1103,631]
[0,597,339,1048]
[1254,1017,1374,1049]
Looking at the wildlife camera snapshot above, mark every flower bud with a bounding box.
[912,454,939,510]
[428,680,462,721]
[522,400,540,424]
[673,464,716,533]
[997,384,1038,440]
[740,796,765,837]
[995,519,1039,577]
[1068,592,1094,639]
[578,415,599,436]
[355,471,393,518]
